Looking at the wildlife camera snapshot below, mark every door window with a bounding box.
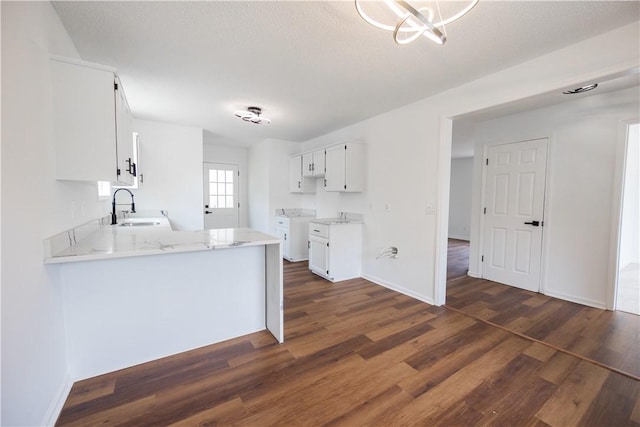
[208,168,235,209]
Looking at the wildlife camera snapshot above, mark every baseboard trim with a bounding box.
[42,373,73,426]
[448,235,470,241]
[543,289,606,310]
[362,274,435,306]
[467,270,481,278]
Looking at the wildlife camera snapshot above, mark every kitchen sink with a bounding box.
[119,221,161,227]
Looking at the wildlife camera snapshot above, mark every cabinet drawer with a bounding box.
[275,217,290,228]
[309,222,329,238]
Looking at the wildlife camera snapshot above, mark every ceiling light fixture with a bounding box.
[355,0,479,45]
[562,84,598,95]
[234,106,271,125]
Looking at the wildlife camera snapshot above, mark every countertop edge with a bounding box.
[44,238,281,265]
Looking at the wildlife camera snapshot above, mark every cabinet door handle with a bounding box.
[126,158,136,177]
[308,241,310,249]
[312,163,315,172]
[324,179,327,187]
[298,181,301,188]
[308,164,312,171]
[313,229,320,233]
[284,233,287,240]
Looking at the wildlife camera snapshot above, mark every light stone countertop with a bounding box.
[44,222,281,264]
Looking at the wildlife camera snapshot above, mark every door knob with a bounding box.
[205,210,212,214]
[524,220,540,226]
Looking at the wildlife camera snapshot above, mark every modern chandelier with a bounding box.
[355,0,479,45]
[234,106,271,125]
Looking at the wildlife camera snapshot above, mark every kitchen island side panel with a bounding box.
[60,245,265,380]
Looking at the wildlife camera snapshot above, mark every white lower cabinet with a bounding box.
[308,234,329,275]
[308,221,362,282]
[275,216,313,262]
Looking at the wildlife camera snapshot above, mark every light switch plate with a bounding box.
[425,202,436,215]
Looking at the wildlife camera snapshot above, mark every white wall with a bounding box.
[280,22,639,306]
[299,106,441,304]
[448,157,474,240]
[132,119,204,231]
[619,123,640,267]
[248,139,302,235]
[467,87,640,308]
[203,136,249,227]
[1,2,111,425]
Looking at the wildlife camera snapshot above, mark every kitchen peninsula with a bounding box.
[44,217,283,380]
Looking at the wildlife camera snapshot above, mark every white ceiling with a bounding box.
[52,1,640,147]
[451,70,640,158]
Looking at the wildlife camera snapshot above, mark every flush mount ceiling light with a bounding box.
[234,106,271,125]
[355,0,478,45]
[562,84,598,95]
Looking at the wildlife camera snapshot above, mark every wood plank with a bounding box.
[535,360,610,427]
[55,260,640,426]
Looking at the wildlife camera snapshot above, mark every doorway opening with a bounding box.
[615,123,639,315]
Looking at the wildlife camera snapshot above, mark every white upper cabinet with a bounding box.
[324,142,365,192]
[114,77,135,184]
[302,149,326,178]
[289,155,315,193]
[50,56,135,185]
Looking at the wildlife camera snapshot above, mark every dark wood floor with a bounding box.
[57,259,640,426]
[445,238,640,380]
[447,238,470,281]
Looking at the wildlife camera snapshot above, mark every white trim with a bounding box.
[542,289,606,310]
[467,269,481,278]
[607,118,640,310]
[434,116,453,306]
[41,373,73,427]
[362,274,435,306]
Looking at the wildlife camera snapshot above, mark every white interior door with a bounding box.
[204,163,239,229]
[482,138,548,292]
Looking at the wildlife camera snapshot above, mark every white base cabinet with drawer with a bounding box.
[275,216,313,262]
[308,221,362,282]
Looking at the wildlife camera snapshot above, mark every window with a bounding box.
[208,168,235,208]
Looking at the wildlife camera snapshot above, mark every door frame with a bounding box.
[476,138,551,293]
[432,66,637,306]
[606,118,640,310]
[203,161,240,229]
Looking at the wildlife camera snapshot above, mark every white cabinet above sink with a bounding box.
[50,56,135,185]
